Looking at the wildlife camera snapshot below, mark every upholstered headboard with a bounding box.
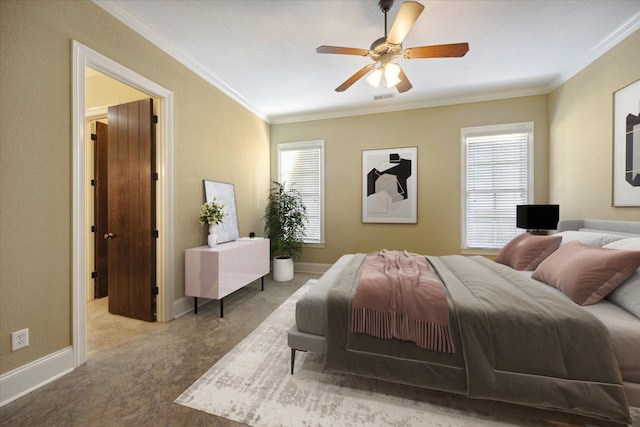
[557,219,640,237]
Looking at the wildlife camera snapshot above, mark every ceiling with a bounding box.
[94,0,640,124]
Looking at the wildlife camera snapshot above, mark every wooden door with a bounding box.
[106,98,157,322]
[94,121,109,298]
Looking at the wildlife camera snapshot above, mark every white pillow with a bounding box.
[603,237,640,250]
[554,230,627,247]
[603,237,640,319]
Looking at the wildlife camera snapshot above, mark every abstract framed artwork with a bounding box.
[613,79,640,207]
[362,147,417,223]
[203,180,240,243]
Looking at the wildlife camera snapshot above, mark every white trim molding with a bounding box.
[0,347,74,408]
[72,41,175,369]
[173,296,214,319]
[548,10,640,92]
[294,262,331,275]
[92,0,269,123]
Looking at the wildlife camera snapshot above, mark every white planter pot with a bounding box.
[272,256,294,282]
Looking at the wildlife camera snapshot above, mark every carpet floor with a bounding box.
[0,273,317,426]
[176,280,639,427]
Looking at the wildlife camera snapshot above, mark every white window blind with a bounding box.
[278,141,324,244]
[462,123,533,249]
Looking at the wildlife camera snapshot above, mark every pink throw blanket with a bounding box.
[351,250,455,353]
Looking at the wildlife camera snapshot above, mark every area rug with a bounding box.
[175,280,640,427]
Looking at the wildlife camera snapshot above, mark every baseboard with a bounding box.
[173,296,194,318]
[0,346,74,408]
[173,295,213,319]
[173,265,328,318]
[295,262,331,274]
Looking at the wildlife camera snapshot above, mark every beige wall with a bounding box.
[0,1,270,374]
[271,95,550,265]
[1,0,637,380]
[549,30,640,219]
[86,70,149,110]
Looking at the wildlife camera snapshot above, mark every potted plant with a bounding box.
[199,198,226,247]
[264,181,307,281]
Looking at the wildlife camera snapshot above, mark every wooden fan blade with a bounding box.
[335,64,375,92]
[403,42,469,59]
[316,45,370,56]
[387,1,425,45]
[396,66,413,93]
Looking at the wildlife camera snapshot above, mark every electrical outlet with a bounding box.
[11,328,29,351]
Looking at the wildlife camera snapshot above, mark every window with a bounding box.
[277,140,324,244]
[461,122,533,250]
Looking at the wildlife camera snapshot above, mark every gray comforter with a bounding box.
[325,254,630,423]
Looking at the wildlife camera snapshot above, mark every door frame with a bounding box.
[72,41,174,366]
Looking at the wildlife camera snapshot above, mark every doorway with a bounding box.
[73,41,175,366]
[87,95,157,322]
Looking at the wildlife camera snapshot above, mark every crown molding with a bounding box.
[547,10,640,92]
[92,1,638,126]
[270,86,549,124]
[92,0,271,123]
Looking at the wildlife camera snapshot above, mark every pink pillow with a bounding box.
[495,233,562,271]
[532,241,640,305]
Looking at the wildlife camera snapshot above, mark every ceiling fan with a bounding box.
[317,0,469,93]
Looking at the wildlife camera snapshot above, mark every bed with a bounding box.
[287,219,640,424]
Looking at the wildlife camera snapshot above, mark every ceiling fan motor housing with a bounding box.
[369,37,402,63]
[378,0,394,13]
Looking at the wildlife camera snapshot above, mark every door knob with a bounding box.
[103,233,115,240]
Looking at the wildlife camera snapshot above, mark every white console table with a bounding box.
[185,238,270,317]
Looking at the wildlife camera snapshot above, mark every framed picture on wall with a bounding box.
[362,147,418,223]
[612,79,640,207]
[203,180,240,243]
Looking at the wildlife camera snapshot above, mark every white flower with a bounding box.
[198,199,226,225]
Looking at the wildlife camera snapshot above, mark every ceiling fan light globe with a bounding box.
[384,73,402,88]
[383,62,402,88]
[366,68,383,87]
[384,62,401,78]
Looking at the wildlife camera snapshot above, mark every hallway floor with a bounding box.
[0,273,317,426]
